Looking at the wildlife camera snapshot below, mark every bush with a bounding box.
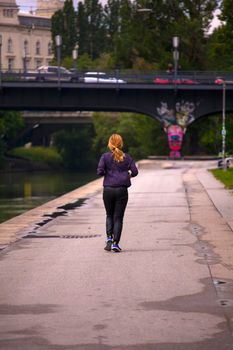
[53,125,95,170]
[9,146,62,168]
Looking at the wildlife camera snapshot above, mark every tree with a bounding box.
[53,124,95,170]
[177,0,218,70]
[103,0,121,55]
[206,0,233,70]
[77,0,106,59]
[51,0,77,59]
[114,0,135,67]
[131,0,218,70]
[0,111,24,167]
[92,112,168,159]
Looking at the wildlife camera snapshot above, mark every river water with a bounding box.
[0,171,97,224]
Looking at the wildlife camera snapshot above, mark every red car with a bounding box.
[153,77,198,84]
[215,78,223,84]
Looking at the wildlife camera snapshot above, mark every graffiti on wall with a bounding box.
[156,100,199,158]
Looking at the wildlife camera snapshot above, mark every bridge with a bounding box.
[1,73,233,123]
[1,71,233,157]
[22,111,93,124]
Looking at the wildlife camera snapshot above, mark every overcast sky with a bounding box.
[17,0,107,11]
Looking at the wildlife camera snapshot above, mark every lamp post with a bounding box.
[220,79,233,169]
[221,80,227,169]
[23,47,27,76]
[72,44,79,71]
[55,35,62,87]
[0,35,2,87]
[172,36,179,83]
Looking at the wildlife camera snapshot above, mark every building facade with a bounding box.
[0,0,64,71]
[36,0,64,17]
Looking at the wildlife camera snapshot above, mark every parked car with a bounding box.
[82,72,126,83]
[35,66,75,81]
[153,77,198,84]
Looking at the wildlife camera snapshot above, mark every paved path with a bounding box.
[0,160,233,350]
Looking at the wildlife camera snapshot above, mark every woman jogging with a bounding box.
[97,134,138,252]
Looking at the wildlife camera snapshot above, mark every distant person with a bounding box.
[166,63,173,74]
[97,134,138,252]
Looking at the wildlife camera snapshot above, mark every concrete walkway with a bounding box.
[0,160,233,350]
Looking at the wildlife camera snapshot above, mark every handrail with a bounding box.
[1,69,233,85]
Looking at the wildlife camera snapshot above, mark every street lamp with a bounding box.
[172,36,179,83]
[137,8,152,13]
[221,80,227,169]
[0,35,2,87]
[55,35,62,87]
[72,44,79,71]
[23,47,27,76]
[219,79,233,169]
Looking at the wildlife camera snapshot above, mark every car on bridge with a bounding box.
[33,66,77,82]
[153,77,198,84]
[215,77,224,84]
[81,72,126,83]
[214,77,233,85]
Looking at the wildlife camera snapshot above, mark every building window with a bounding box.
[35,59,42,68]
[8,58,14,71]
[3,9,13,17]
[23,40,29,55]
[48,42,52,55]
[7,38,13,53]
[35,41,41,55]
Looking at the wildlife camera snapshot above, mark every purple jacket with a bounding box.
[97,152,138,187]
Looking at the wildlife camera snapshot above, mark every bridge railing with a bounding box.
[1,69,233,85]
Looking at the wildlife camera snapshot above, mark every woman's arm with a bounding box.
[129,158,138,177]
[97,154,106,176]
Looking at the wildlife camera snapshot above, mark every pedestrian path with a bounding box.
[0,160,233,349]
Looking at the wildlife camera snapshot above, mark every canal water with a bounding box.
[0,171,97,224]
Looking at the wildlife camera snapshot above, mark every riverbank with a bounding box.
[0,176,103,250]
[0,155,54,172]
[0,169,98,224]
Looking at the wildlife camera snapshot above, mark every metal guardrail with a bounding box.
[1,69,233,85]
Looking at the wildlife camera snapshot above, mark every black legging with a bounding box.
[103,186,128,244]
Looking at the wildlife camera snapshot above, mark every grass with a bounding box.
[9,146,62,168]
[210,168,233,189]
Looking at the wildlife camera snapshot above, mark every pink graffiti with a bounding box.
[167,124,184,158]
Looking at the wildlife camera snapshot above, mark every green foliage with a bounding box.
[0,111,25,167]
[0,111,24,141]
[9,146,62,168]
[182,113,233,156]
[76,53,95,70]
[211,168,233,189]
[183,115,221,155]
[93,111,233,159]
[53,125,95,170]
[50,0,227,70]
[51,0,77,59]
[77,0,106,59]
[206,0,233,70]
[92,112,168,159]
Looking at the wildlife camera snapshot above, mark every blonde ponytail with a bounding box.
[108,134,124,162]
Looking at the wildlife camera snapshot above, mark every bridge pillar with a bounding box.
[156,98,196,158]
[165,124,184,158]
